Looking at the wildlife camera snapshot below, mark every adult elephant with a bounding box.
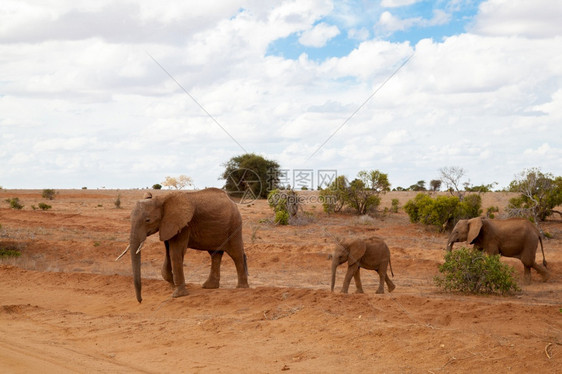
[447,217,549,283]
[117,188,249,302]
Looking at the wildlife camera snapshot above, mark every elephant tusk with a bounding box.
[135,241,145,255]
[115,245,130,261]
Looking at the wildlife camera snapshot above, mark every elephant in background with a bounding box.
[117,188,249,302]
[447,217,549,283]
[330,237,395,294]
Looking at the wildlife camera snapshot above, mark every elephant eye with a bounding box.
[145,218,151,223]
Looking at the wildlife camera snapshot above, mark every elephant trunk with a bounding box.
[446,241,453,252]
[331,258,338,292]
[129,236,145,303]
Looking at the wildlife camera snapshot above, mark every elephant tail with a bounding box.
[389,256,394,277]
[539,235,547,268]
[244,253,249,276]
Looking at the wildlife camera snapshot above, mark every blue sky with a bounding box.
[0,0,561,190]
[267,1,483,60]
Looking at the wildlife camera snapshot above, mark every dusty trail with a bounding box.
[0,190,561,373]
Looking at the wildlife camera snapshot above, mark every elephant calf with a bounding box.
[330,237,395,294]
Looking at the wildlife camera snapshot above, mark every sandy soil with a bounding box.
[0,189,560,373]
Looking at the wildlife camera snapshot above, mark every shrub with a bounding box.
[320,175,348,213]
[274,210,289,225]
[38,202,52,211]
[152,184,162,190]
[5,198,23,210]
[507,168,562,222]
[0,247,21,258]
[434,247,520,295]
[114,194,122,209]
[268,189,299,225]
[390,198,400,213]
[486,206,499,219]
[456,193,483,219]
[42,189,56,200]
[404,193,482,231]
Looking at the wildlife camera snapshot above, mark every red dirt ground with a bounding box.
[0,189,560,373]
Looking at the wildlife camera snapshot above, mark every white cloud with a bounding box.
[377,9,451,34]
[0,1,561,189]
[471,0,562,38]
[381,0,422,8]
[299,22,340,47]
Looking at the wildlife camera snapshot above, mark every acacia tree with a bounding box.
[348,170,390,214]
[507,168,562,223]
[439,166,467,199]
[430,180,442,191]
[162,175,193,189]
[221,153,280,199]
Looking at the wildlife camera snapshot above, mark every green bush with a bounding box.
[274,210,289,225]
[404,193,482,231]
[434,247,520,295]
[42,189,56,200]
[390,198,400,213]
[5,198,23,210]
[486,206,499,218]
[0,246,21,258]
[268,189,298,225]
[320,175,348,213]
[152,184,162,190]
[38,202,52,211]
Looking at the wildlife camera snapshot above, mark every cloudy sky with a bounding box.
[1,0,561,190]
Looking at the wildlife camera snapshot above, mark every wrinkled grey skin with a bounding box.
[447,217,549,284]
[126,188,249,302]
[330,237,395,294]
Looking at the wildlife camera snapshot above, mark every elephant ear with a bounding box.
[467,217,483,244]
[348,240,366,265]
[159,192,195,241]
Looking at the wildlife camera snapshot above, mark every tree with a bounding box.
[439,166,467,199]
[465,183,497,193]
[357,170,391,193]
[409,180,426,191]
[221,153,280,199]
[507,168,562,222]
[162,175,193,190]
[42,189,56,200]
[430,180,442,191]
[320,175,348,213]
[347,170,389,215]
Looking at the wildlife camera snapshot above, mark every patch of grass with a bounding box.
[38,202,52,211]
[5,198,23,210]
[0,246,21,258]
[434,247,520,295]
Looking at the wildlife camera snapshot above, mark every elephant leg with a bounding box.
[375,270,386,294]
[228,249,249,288]
[353,268,364,294]
[161,241,174,287]
[531,262,550,282]
[341,264,359,294]
[385,274,396,293]
[169,242,189,298]
[203,250,223,289]
[523,265,532,284]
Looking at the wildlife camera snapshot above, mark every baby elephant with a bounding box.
[330,237,395,294]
